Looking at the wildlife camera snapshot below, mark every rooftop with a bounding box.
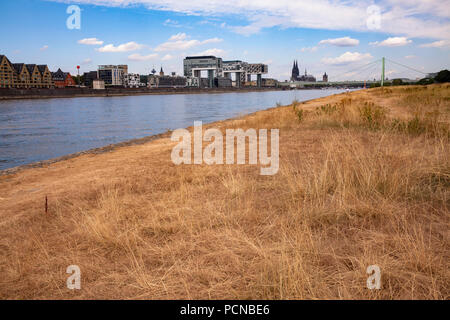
[185,56,218,60]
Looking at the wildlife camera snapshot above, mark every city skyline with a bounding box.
[0,0,449,81]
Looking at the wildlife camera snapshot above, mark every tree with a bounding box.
[392,79,403,86]
[140,75,148,85]
[434,69,450,83]
[417,78,434,85]
[73,75,84,86]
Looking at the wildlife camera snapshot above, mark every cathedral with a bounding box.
[290,60,317,82]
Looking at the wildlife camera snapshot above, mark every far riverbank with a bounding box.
[0,86,286,101]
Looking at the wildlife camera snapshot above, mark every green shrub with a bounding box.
[359,102,386,129]
[318,103,337,115]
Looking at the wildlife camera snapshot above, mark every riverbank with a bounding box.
[0,86,283,101]
[0,84,448,299]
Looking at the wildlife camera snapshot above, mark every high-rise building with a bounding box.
[184,56,268,88]
[98,65,127,86]
[183,56,223,78]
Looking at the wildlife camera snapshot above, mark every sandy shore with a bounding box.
[0,84,448,299]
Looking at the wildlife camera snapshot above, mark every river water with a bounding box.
[0,89,349,170]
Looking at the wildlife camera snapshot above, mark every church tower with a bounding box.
[291,60,300,81]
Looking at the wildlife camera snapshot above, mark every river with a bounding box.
[0,89,350,170]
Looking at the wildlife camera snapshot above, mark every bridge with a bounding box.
[281,57,431,89]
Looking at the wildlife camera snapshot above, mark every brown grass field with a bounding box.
[0,84,448,299]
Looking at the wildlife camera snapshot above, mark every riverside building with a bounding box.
[0,54,54,88]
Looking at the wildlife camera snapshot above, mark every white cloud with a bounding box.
[201,37,222,44]
[155,39,201,51]
[78,38,104,45]
[318,37,359,47]
[419,40,450,48]
[164,19,181,27]
[300,46,318,53]
[370,37,412,47]
[40,45,49,51]
[405,55,416,59]
[46,0,450,40]
[154,34,223,52]
[162,54,174,61]
[128,53,158,61]
[169,33,187,41]
[97,41,144,52]
[81,58,92,65]
[322,52,373,65]
[195,48,225,56]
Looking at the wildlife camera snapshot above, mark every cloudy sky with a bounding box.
[1,0,449,81]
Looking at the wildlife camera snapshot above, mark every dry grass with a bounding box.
[0,84,449,299]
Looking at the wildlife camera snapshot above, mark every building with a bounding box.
[118,65,128,75]
[157,75,186,88]
[322,72,328,82]
[184,56,223,88]
[262,78,278,87]
[147,73,186,88]
[52,68,76,88]
[291,60,300,81]
[184,56,268,88]
[291,60,316,82]
[12,63,31,88]
[186,77,199,87]
[216,77,232,88]
[123,73,141,88]
[0,55,16,88]
[184,56,223,78]
[222,60,247,86]
[93,79,105,90]
[159,67,165,77]
[37,65,53,88]
[83,71,98,88]
[98,65,127,86]
[0,55,54,88]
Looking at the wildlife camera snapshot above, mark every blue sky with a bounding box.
[0,0,449,81]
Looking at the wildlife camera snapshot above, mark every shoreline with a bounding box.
[0,84,448,299]
[0,91,349,176]
[0,99,292,176]
[0,87,285,101]
[0,106,269,176]
[0,131,170,177]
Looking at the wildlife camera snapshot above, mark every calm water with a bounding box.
[0,89,349,170]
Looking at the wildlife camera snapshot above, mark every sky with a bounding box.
[0,0,449,81]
